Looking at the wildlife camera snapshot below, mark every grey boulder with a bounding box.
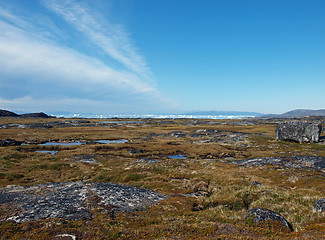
[276,121,322,143]
[245,208,293,231]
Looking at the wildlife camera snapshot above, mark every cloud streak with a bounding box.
[0,96,135,114]
[0,1,176,114]
[44,0,153,83]
[0,20,155,94]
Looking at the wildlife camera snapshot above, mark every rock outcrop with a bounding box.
[245,208,293,231]
[157,129,255,146]
[276,121,322,143]
[230,156,325,170]
[0,182,167,223]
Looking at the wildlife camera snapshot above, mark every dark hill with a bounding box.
[184,111,263,116]
[20,112,53,118]
[0,110,19,117]
[0,110,54,118]
[262,109,325,118]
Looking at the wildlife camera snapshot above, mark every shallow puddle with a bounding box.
[35,150,58,155]
[100,121,143,124]
[168,154,187,159]
[39,141,85,146]
[95,139,128,144]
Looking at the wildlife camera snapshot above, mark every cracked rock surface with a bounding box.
[276,121,322,143]
[229,156,325,170]
[0,182,167,223]
[157,129,257,145]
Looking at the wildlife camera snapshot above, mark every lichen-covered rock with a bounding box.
[314,199,325,212]
[245,208,293,231]
[0,182,167,223]
[230,156,325,170]
[276,121,322,143]
[286,156,325,169]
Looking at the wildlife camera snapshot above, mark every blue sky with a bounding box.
[0,0,324,114]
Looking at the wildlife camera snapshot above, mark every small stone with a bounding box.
[52,234,77,240]
[314,199,325,212]
[251,181,262,186]
[245,208,293,231]
[128,149,145,155]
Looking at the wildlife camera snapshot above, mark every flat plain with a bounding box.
[1,117,325,239]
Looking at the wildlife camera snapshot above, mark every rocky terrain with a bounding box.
[0,115,325,239]
[229,156,325,170]
[0,182,166,223]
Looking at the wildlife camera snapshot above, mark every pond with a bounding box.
[95,139,128,144]
[168,154,187,159]
[39,141,85,146]
[35,150,58,155]
[100,121,143,124]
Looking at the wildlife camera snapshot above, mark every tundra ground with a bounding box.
[0,117,325,239]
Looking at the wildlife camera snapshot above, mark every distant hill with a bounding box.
[20,112,53,118]
[184,111,263,116]
[0,109,54,118]
[261,109,325,118]
[0,110,19,117]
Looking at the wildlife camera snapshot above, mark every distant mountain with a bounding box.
[20,112,53,118]
[261,109,325,118]
[0,109,54,118]
[184,111,263,116]
[0,109,19,117]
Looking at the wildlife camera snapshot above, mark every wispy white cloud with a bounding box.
[44,0,153,83]
[0,93,177,114]
[0,2,177,114]
[0,5,60,44]
[0,96,130,113]
[0,20,155,94]
[0,6,31,30]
